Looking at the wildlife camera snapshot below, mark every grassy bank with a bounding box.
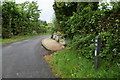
[47,49,120,78]
[0,33,50,44]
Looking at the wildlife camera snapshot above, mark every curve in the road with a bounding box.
[2,35,55,78]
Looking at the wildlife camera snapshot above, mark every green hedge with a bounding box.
[69,32,120,64]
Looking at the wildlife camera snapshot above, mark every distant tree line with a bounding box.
[2,1,47,38]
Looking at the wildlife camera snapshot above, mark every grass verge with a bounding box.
[45,48,120,78]
[0,33,50,44]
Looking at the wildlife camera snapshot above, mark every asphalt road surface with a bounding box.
[2,35,55,78]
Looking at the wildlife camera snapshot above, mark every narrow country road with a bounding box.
[2,35,55,78]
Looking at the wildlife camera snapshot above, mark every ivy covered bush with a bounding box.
[98,32,120,63]
[53,1,120,64]
[70,34,96,59]
[69,32,120,64]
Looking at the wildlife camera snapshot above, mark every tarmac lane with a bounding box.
[2,35,55,78]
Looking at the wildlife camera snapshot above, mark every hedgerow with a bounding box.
[53,2,120,63]
[2,1,47,38]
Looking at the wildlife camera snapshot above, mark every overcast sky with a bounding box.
[15,0,54,23]
[14,0,119,23]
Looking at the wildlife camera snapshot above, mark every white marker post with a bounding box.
[94,36,101,69]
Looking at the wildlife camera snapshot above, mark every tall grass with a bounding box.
[50,49,120,78]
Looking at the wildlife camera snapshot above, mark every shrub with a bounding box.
[98,32,120,63]
[69,32,120,64]
[69,34,96,59]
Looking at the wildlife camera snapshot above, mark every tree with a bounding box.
[2,1,47,38]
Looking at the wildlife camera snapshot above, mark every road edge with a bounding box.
[41,38,55,51]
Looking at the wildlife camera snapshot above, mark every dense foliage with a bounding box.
[53,2,120,63]
[53,2,77,32]
[2,1,47,38]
